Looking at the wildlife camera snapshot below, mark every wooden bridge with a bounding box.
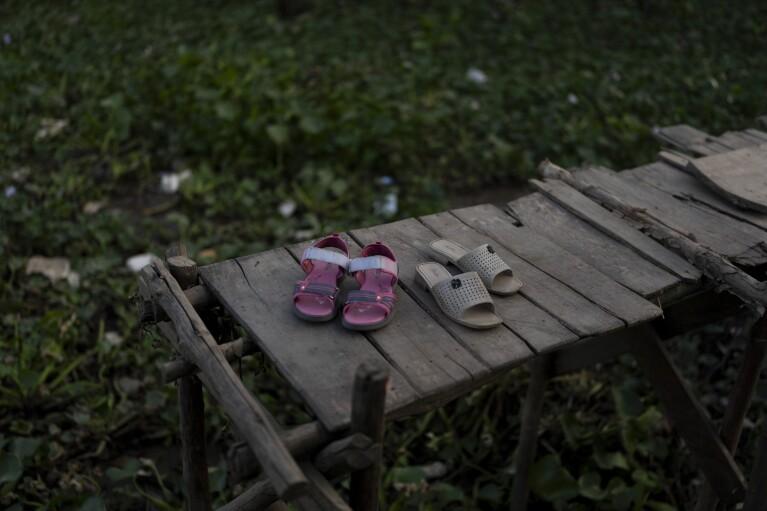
[138,120,767,510]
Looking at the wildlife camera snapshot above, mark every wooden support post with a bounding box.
[228,421,331,483]
[628,324,746,504]
[696,315,767,511]
[349,362,389,511]
[169,254,212,511]
[744,424,767,511]
[509,355,552,509]
[163,336,259,383]
[140,259,308,499]
[219,434,376,511]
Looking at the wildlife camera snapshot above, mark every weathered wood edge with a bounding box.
[140,258,309,499]
[538,161,767,314]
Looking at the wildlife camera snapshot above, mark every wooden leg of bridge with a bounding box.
[629,324,746,505]
[696,314,767,511]
[510,355,552,509]
[179,375,212,511]
[744,423,767,511]
[169,253,213,511]
[350,362,389,511]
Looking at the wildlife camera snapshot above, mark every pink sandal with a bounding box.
[293,234,350,322]
[342,242,398,331]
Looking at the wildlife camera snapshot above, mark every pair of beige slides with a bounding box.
[416,240,522,329]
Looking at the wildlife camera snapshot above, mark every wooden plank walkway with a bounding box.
[194,123,767,434]
[146,121,767,510]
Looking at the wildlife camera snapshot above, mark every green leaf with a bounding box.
[594,450,630,471]
[647,501,678,511]
[215,101,238,121]
[267,124,289,145]
[528,454,579,502]
[106,458,141,483]
[79,495,106,511]
[477,483,502,503]
[0,454,22,485]
[431,482,464,503]
[299,116,324,135]
[612,383,643,418]
[578,472,606,500]
[10,437,42,462]
[390,466,426,484]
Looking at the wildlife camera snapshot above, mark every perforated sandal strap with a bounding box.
[348,255,398,277]
[301,247,350,271]
[456,244,512,287]
[431,272,494,319]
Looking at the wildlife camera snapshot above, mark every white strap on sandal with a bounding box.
[415,262,501,329]
[301,247,350,271]
[348,255,398,276]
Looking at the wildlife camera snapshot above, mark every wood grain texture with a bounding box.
[451,204,662,326]
[531,178,701,283]
[418,211,580,351]
[687,145,767,214]
[286,234,491,398]
[350,362,389,511]
[229,421,332,483]
[508,192,680,298]
[163,336,259,383]
[652,124,710,150]
[141,260,308,499]
[509,356,551,509]
[540,162,767,314]
[574,166,767,266]
[419,213,622,337]
[349,219,534,369]
[744,128,767,143]
[625,162,767,231]
[198,249,419,432]
[711,132,757,150]
[297,463,352,511]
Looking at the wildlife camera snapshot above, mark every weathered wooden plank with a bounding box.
[625,162,767,231]
[350,219,535,368]
[421,212,624,337]
[652,124,710,150]
[508,192,680,298]
[688,142,725,157]
[687,145,767,214]
[744,128,767,143]
[531,178,701,283]
[451,204,663,326]
[574,166,767,266]
[198,250,419,432]
[730,130,767,145]
[141,260,308,499]
[419,211,581,352]
[541,161,767,314]
[284,235,490,398]
[711,132,757,150]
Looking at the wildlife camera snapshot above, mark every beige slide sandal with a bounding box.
[415,262,502,329]
[429,239,523,296]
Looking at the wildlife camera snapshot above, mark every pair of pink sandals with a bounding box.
[293,234,398,331]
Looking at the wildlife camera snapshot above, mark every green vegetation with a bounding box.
[1,0,765,509]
